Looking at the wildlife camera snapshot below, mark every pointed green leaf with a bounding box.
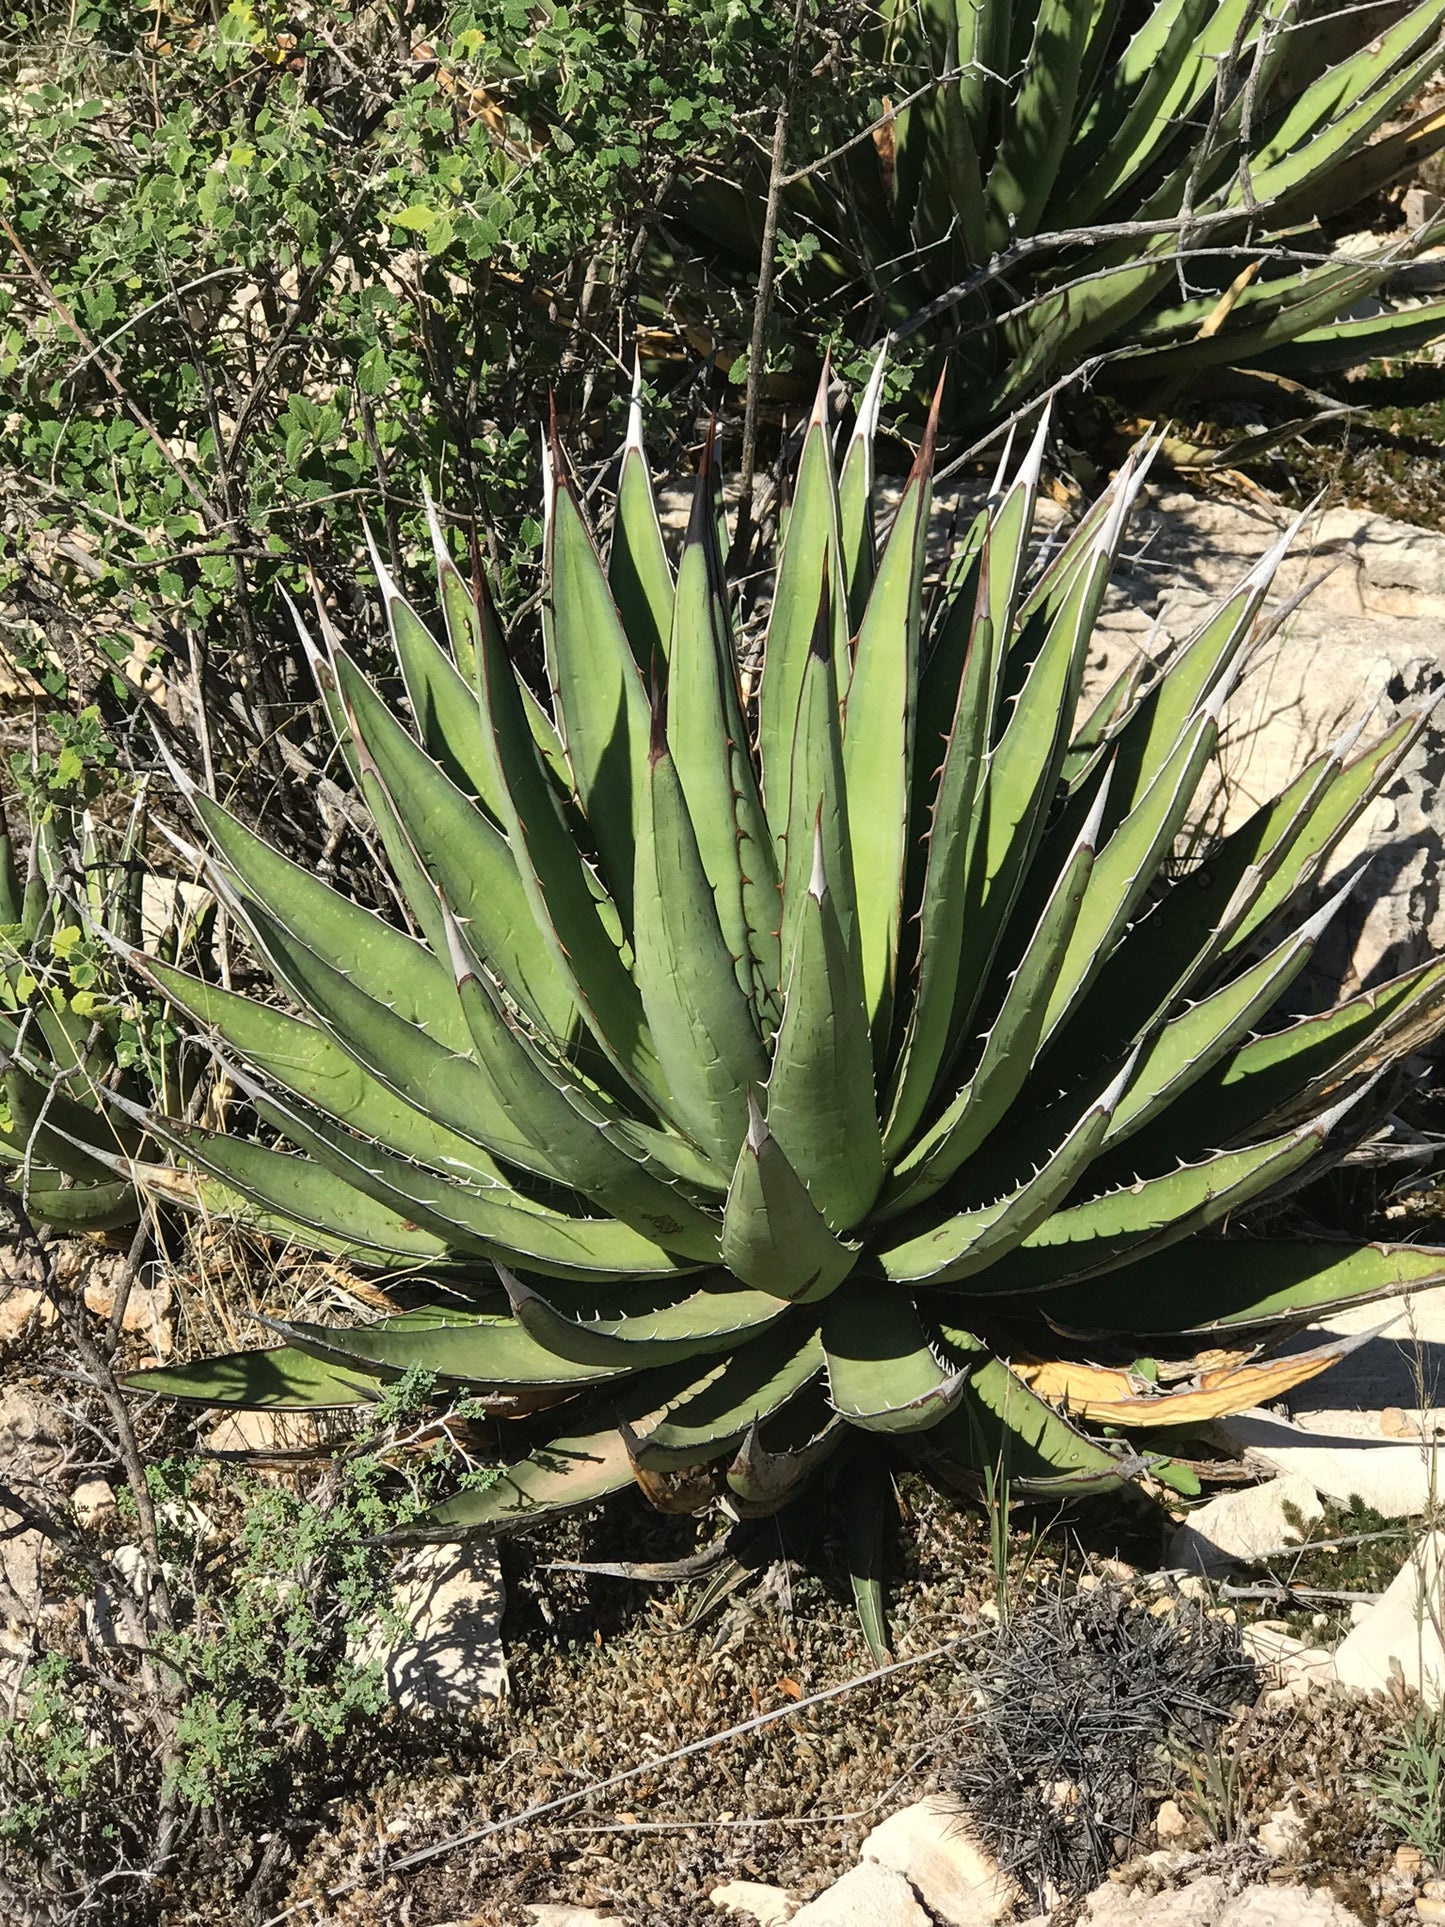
[721,1094,859,1299]
[822,1284,966,1434]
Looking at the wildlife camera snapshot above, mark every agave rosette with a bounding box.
[0,795,170,1234]
[114,360,1445,1586]
[679,0,1445,421]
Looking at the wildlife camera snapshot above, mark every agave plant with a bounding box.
[0,790,180,1235]
[677,0,1445,424]
[113,362,1445,1647]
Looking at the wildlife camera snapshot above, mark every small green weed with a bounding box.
[1369,1702,1445,1863]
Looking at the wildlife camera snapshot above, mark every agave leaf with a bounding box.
[976,1121,1338,1296]
[373,539,504,820]
[985,0,1094,242]
[1038,696,1223,1048]
[629,1316,825,1468]
[279,1303,629,1390]
[1254,297,1445,379]
[177,788,471,1051]
[501,1270,773,1368]
[878,1060,1130,1283]
[443,910,724,1256]
[766,822,883,1232]
[544,456,653,922]
[822,1284,967,1434]
[842,384,938,1041]
[1099,881,1352,1152]
[888,773,1104,1190]
[236,1070,700,1283]
[4,1168,137,1234]
[332,649,577,1042]
[843,1447,894,1664]
[889,567,996,1148]
[138,1113,457,1260]
[951,538,1112,1039]
[632,716,768,1165]
[1045,1237,1445,1336]
[725,1400,845,1513]
[920,1330,1136,1495]
[836,341,887,627]
[608,370,675,670]
[419,1423,639,1532]
[1217,709,1425,963]
[758,373,847,830]
[1156,955,1445,1156]
[126,1344,379,1410]
[721,1093,860,1300]
[781,587,859,976]
[1236,2,1445,208]
[1056,0,1252,223]
[229,896,547,1177]
[131,952,512,1189]
[469,553,676,1114]
[665,441,782,1016]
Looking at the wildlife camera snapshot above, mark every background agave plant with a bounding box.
[0,791,181,1236]
[113,359,1445,1651]
[680,0,1445,425]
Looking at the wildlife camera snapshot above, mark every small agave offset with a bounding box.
[111,356,1445,1646]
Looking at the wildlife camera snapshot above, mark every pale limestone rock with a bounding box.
[359,1542,507,1711]
[1084,1878,1363,1927]
[1154,1799,1188,1842]
[1217,1891,1364,1927]
[1333,1530,1445,1705]
[1168,1474,1324,1576]
[0,1287,51,1343]
[206,1408,325,1455]
[1256,1803,1307,1859]
[523,1909,626,1927]
[710,1880,799,1925]
[82,1276,173,1356]
[861,1795,1015,1927]
[1083,1875,1230,1927]
[1241,1626,1336,1700]
[71,1480,116,1529]
[788,1863,932,1927]
[1213,1410,1445,1520]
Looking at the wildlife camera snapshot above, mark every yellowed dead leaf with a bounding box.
[1194,260,1260,341]
[1022,1336,1358,1428]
